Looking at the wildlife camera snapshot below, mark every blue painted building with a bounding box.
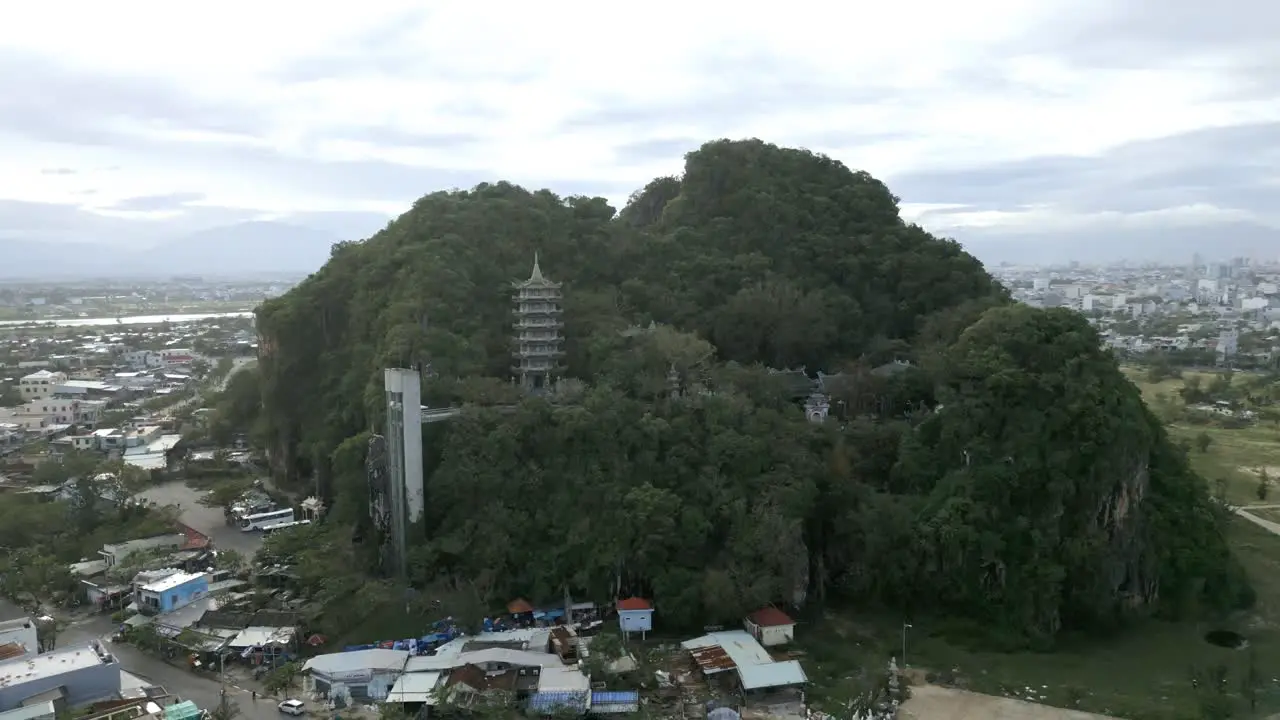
[616,597,653,635]
[136,571,209,615]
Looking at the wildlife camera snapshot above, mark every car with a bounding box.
[277,700,306,716]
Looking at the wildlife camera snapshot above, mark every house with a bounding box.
[53,382,123,402]
[382,629,584,712]
[616,597,653,636]
[111,373,154,391]
[134,572,209,615]
[100,534,187,570]
[18,371,68,401]
[744,607,795,647]
[121,351,164,370]
[0,643,120,712]
[302,648,410,702]
[226,626,296,665]
[681,630,807,699]
[0,618,38,656]
[91,429,126,452]
[21,399,79,426]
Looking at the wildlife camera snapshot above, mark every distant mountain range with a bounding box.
[0,222,344,279]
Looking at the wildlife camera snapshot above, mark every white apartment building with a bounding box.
[22,399,79,425]
[122,351,165,369]
[18,370,68,400]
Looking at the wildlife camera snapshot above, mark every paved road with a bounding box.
[1236,505,1280,537]
[103,636,285,720]
[138,480,266,556]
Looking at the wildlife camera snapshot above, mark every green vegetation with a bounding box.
[0,453,176,608]
[1123,366,1280,506]
[243,139,1243,650]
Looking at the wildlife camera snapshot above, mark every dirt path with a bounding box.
[899,686,1119,719]
[1236,506,1280,537]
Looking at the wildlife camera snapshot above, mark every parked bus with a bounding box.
[239,508,294,532]
[261,519,311,536]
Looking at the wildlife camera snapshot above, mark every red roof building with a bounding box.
[745,607,796,647]
[617,597,652,611]
[748,607,793,627]
[507,598,534,614]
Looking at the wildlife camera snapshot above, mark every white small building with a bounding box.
[22,399,79,425]
[303,648,410,702]
[19,371,68,400]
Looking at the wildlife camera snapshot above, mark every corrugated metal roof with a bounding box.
[303,648,409,676]
[537,665,591,692]
[737,659,807,690]
[680,631,807,690]
[405,647,561,673]
[386,670,442,704]
[229,626,294,648]
[591,690,640,713]
[527,691,588,714]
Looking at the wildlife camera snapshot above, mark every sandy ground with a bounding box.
[899,686,1119,720]
[1241,466,1280,478]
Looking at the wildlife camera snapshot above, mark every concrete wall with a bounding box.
[618,610,653,633]
[0,660,120,712]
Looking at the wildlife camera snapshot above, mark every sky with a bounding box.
[2,0,1279,263]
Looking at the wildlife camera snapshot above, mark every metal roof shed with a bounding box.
[737,660,808,690]
[386,671,443,704]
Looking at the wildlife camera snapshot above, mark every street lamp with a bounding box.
[901,622,912,668]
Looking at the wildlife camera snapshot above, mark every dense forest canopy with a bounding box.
[247,138,1248,645]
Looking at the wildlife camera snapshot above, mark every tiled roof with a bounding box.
[748,607,793,627]
[616,597,652,611]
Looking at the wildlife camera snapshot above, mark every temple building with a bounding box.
[512,254,565,392]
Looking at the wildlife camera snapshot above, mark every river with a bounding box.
[0,311,253,328]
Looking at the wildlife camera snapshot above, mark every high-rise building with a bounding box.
[511,254,565,392]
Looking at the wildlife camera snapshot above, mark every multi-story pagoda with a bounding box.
[511,254,565,392]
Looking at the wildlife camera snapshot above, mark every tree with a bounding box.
[243,138,1248,649]
[1195,431,1213,453]
[0,383,20,408]
[214,549,246,574]
[1257,469,1269,502]
[199,478,253,510]
[262,661,302,697]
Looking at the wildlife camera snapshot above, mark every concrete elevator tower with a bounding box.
[382,367,424,580]
[511,254,565,392]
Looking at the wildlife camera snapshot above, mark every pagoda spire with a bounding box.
[530,252,545,283]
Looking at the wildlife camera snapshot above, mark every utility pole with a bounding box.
[902,622,912,668]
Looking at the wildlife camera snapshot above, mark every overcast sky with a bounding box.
[2,0,1278,262]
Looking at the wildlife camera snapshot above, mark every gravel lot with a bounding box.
[899,686,1119,720]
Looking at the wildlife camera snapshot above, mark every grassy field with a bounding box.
[1121,366,1280,507]
[803,366,1280,719]
[805,519,1280,719]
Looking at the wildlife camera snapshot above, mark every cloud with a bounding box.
[108,193,207,212]
[0,0,1278,265]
